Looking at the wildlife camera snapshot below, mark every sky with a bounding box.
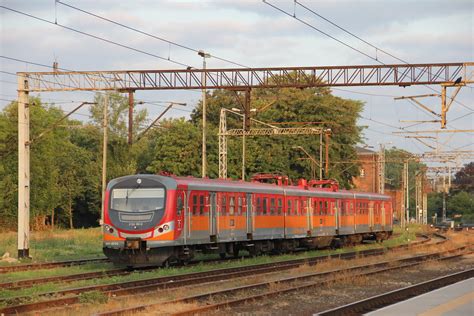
[1,0,473,169]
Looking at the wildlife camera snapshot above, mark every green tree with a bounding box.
[188,87,364,188]
[452,162,474,193]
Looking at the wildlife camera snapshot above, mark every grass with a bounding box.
[0,224,432,305]
[0,228,103,265]
[0,230,420,305]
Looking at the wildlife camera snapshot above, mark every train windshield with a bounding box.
[111,188,165,212]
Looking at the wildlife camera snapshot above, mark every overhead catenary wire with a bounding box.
[56,1,250,69]
[0,6,192,68]
[264,0,473,113]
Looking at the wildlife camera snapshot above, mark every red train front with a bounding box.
[103,174,393,267]
[103,174,184,266]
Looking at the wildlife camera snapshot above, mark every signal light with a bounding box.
[158,227,164,233]
[109,227,114,233]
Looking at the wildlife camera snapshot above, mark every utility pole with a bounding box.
[423,191,428,225]
[406,160,410,224]
[101,94,108,226]
[17,74,30,259]
[415,172,422,224]
[442,171,447,222]
[325,130,331,178]
[128,91,134,145]
[199,50,211,178]
[319,133,323,180]
[378,143,386,194]
[242,112,246,181]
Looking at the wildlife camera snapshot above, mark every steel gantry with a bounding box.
[15,61,474,257]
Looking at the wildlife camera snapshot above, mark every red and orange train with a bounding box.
[103,174,393,266]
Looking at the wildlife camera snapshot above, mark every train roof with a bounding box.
[173,176,390,201]
[109,174,390,201]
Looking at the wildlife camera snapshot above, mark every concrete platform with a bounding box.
[367,277,473,316]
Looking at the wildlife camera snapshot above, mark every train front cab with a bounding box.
[103,175,181,266]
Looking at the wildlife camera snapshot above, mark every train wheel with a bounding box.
[232,248,240,258]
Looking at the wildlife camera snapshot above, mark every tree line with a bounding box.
[2,85,469,229]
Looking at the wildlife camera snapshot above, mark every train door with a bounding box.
[185,190,191,241]
[306,197,313,234]
[246,193,253,238]
[335,199,340,234]
[176,190,185,241]
[369,201,374,230]
[381,202,386,229]
[209,192,217,238]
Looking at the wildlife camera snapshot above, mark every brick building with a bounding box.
[352,146,403,221]
[352,146,380,193]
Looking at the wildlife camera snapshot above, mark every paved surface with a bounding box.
[368,278,473,316]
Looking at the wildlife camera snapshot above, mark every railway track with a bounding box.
[0,231,424,276]
[95,247,468,316]
[0,232,434,291]
[0,235,453,315]
[317,269,474,316]
[0,257,109,274]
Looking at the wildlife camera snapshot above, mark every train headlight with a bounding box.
[109,227,114,233]
[163,224,169,231]
[158,227,164,233]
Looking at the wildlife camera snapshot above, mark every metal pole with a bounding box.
[218,108,227,179]
[101,94,108,226]
[319,133,323,180]
[406,160,410,224]
[325,131,330,178]
[242,113,246,181]
[201,58,207,178]
[378,144,385,194]
[17,74,30,259]
[442,172,447,222]
[128,91,134,145]
[423,192,428,225]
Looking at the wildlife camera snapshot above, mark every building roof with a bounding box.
[355,146,377,155]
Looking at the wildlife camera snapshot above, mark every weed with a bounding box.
[78,291,108,304]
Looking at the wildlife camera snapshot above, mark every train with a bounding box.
[103,173,393,266]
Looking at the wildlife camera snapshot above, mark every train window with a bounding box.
[263,198,268,215]
[221,195,227,215]
[237,197,242,214]
[199,195,205,215]
[192,194,198,215]
[324,201,328,215]
[287,200,292,215]
[229,196,235,215]
[256,197,261,214]
[277,198,283,215]
[270,198,276,215]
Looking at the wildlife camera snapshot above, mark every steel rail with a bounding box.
[97,248,468,316]
[0,258,109,274]
[0,235,436,314]
[0,232,425,290]
[316,269,474,315]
